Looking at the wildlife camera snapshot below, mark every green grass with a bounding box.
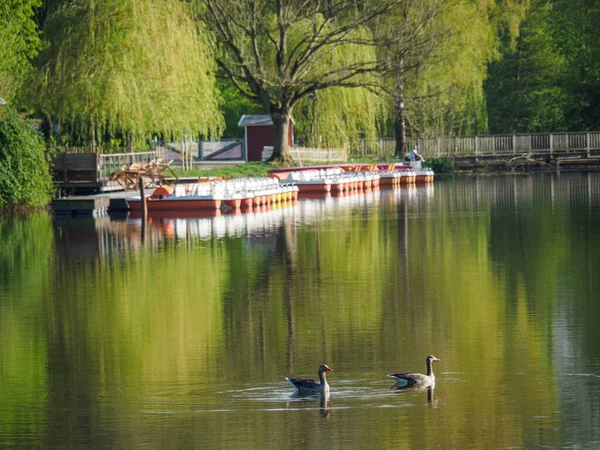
[169,162,281,179]
[167,155,454,179]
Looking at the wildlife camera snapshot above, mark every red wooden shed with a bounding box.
[238,115,294,162]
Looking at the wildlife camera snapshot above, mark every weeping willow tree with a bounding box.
[382,0,529,145]
[293,85,385,149]
[291,38,386,149]
[375,0,445,156]
[201,0,398,163]
[0,0,41,104]
[33,0,222,151]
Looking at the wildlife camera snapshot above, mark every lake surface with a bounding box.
[1,173,600,449]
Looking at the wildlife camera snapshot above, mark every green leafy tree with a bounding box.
[293,85,385,149]
[33,0,223,151]
[217,78,263,138]
[382,0,529,143]
[375,0,445,156]
[0,109,54,209]
[550,0,600,131]
[200,0,398,163]
[485,0,567,133]
[0,0,42,103]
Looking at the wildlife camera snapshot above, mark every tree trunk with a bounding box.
[89,120,96,153]
[45,114,54,142]
[269,111,295,164]
[394,82,407,158]
[127,132,134,152]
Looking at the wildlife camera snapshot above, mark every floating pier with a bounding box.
[52,196,110,216]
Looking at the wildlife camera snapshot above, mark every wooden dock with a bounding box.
[52,196,110,216]
[51,190,155,216]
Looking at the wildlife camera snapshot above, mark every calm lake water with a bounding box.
[1,173,600,449]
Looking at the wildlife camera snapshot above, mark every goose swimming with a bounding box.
[286,364,333,396]
[387,355,441,387]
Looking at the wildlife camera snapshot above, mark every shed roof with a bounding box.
[238,115,273,127]
[237,114,295,127]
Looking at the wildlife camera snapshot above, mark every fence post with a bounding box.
[549,133,553,158]
[512,135,516,155]
[587,132,591,158]
[475,136,479,160]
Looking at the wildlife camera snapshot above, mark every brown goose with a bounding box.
[286,364,333,396]
[387,355,441,387]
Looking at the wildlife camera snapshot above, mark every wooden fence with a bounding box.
[350,132,600,158]
[262,146,347,162]
[199,139,244,160]
[98,151,157,178]
[52,151,157,192]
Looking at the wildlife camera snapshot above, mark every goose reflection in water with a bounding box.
[319,393,333,418]
[391,384,440,407]
[286,392,333,418]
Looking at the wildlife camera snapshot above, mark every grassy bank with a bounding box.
[168,157,455,179]
[169,162,282,179]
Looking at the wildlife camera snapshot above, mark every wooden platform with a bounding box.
[52,196,110,216]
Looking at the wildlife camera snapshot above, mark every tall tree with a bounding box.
[376,0,444,157]
[0,0,42,104]
[485,0,566,133]
[383,0,529,142]
[33,0,222,151]
[200,0,399,163]
[551,0,600,131]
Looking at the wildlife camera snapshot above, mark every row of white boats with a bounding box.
[126,164,434,213]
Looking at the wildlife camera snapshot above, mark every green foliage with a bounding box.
[169,162,276,179]
[0,0,42,103]
[294,86,384,148]
[425,157,454,174]
[0,110,54,210]
[486,0,567,133]
[217,79,264,138]
[33,0,223,149]
[383,0,529,137]
[287,22,386,147]
[549,0,600,130]
[202,1,395,160]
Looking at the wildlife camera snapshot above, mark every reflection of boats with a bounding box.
[96,187,390,255]
[126,178,299,213]
[129,208,222,219]
[128,200,298,241]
